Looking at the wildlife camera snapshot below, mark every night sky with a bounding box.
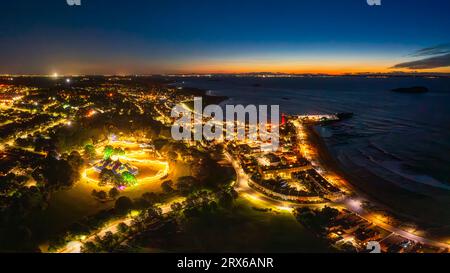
[1,0,449,75]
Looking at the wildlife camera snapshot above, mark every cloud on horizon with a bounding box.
[392,44,450,70]
[409,43,450,57]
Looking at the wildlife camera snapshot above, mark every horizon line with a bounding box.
[2,71,450,78]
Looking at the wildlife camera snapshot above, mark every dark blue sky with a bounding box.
[1,0,449,74]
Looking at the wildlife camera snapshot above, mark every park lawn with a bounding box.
[134,198,332,253]
[30,161,190,246]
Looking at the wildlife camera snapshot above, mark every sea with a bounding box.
[174,76,450,197]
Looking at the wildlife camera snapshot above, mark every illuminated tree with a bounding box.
[99,169,116,187]
[114,148,125,156]
[103,146,125,160]
[121,171,138,187]
[103,145,114,160]
[84,144,96,160]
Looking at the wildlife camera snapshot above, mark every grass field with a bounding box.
[135,198,332,253]
[27,161,190,244]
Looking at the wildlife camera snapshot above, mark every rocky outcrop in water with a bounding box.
[391,86,429,94]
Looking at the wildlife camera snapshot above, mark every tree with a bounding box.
[33,157,79,191]
[103,145,114,160]
[81,241,98,253]
[161,180,174,194]
[153,138,168,151]
[100,231,116,251]
[108,188,120,199]
[170,202,183,213]
[146,206,163,220]
[190,156,218,183]
[140,192,160,205]
[97,191,107,200]
[121,171,137,187]
[133,197,150,210]
[114,196,133,214]
[318,206,339,225]
[92,190,107,200]
[218,191,234,209]
[67,151,84,170]
[168,151,178,161]
[84,144,96,160]
[99,168,119,187]
[176,176,198,196]
[117,222,129,234]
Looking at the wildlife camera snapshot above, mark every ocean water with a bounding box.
[175,76,450,196]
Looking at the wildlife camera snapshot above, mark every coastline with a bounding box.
[304,124,450,235]
[174,79,450,239]
[175,85,229,105]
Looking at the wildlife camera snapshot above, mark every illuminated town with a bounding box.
[0,75,448,254]
[1,1,450,259]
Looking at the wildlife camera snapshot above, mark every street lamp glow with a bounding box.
[347,198,363,211]
[277,206,293,212]
[66,78,71,83]
[52,72,59,78]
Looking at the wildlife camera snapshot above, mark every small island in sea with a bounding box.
[391,86,429,94]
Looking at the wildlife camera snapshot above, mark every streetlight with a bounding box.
[348,198,362,211]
